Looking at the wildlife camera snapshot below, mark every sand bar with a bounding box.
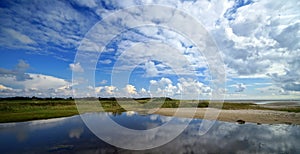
[153,108,300,125]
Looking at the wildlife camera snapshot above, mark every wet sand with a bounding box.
[153,108,300,125]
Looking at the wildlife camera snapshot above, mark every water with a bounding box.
[0,112,299,153]
[254,100,300,105]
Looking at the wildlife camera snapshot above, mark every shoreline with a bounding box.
[154,108,300,125]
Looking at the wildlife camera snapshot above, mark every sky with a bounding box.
[0,0,299,100]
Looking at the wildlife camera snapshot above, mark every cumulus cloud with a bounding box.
[207,0,300,96]
[177,78,212,98]
[69,62,84,72]
[105,86,117,95]
[95,85,117,96]
[217,0,299,78]
[0,60,32,81]
[0,73,72,97]
[144,61,159,77]
[124,84,137,95]
[140,88,147,94]
[268,68,300,92]
[95,84,148,98]
[84,77,212,99]
[0,59,73,97]
[148,77,211,99]
[149,77,177,97]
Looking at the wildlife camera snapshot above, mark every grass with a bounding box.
[266,107,300,113]
[222,102,260,110]
[222,102,300,113]
[0,100,78,123]
[0,98,299,123]
[0,99,128,123]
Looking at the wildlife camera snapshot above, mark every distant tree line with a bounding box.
[0,96,74,101]
[0,96,174,101]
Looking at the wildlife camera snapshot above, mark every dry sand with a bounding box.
[152,108,300,125]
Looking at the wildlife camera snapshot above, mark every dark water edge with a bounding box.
[0,112,299,154]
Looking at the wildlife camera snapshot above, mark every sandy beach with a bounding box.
[154,108,300,125]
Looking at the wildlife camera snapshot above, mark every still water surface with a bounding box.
[0,112,299,153]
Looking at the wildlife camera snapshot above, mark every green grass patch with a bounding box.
[221,102,259,110]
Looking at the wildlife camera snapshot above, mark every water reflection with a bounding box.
[0,112,299,153]
[69,127,84,139]
[108,111,173,130]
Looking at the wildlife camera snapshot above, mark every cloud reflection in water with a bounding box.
[0,112,299,153]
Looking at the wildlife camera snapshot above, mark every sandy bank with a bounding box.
[153,108,300,125]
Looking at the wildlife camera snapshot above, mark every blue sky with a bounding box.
[0,0,299,99]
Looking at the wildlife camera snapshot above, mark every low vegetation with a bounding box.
[0,97,299,123]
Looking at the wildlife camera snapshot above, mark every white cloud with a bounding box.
[95,85,117,96]
[100,59,112,64]
[149,77,176,97]
[69,127,84,139]
[256,85,286,95]
[71,0,97,8]
[69,62,84,72]
[5,73,68,89]
[0,73,72,97]
[0,84,13,91]
[177,78,211,98]
[144,61,159,77]
[206,0,300,95]
[4,28,36,44]
[140,88,147,94]
[95,86,103,93]
[233,83,246,92]
[0,60,32,81]
[106,26,208,77]
[99,80,107,84]
[105,86,117,95]
[1,0,299,99]
[148,77,211,99]
[0,0,100,59]
[124,84,137,95]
